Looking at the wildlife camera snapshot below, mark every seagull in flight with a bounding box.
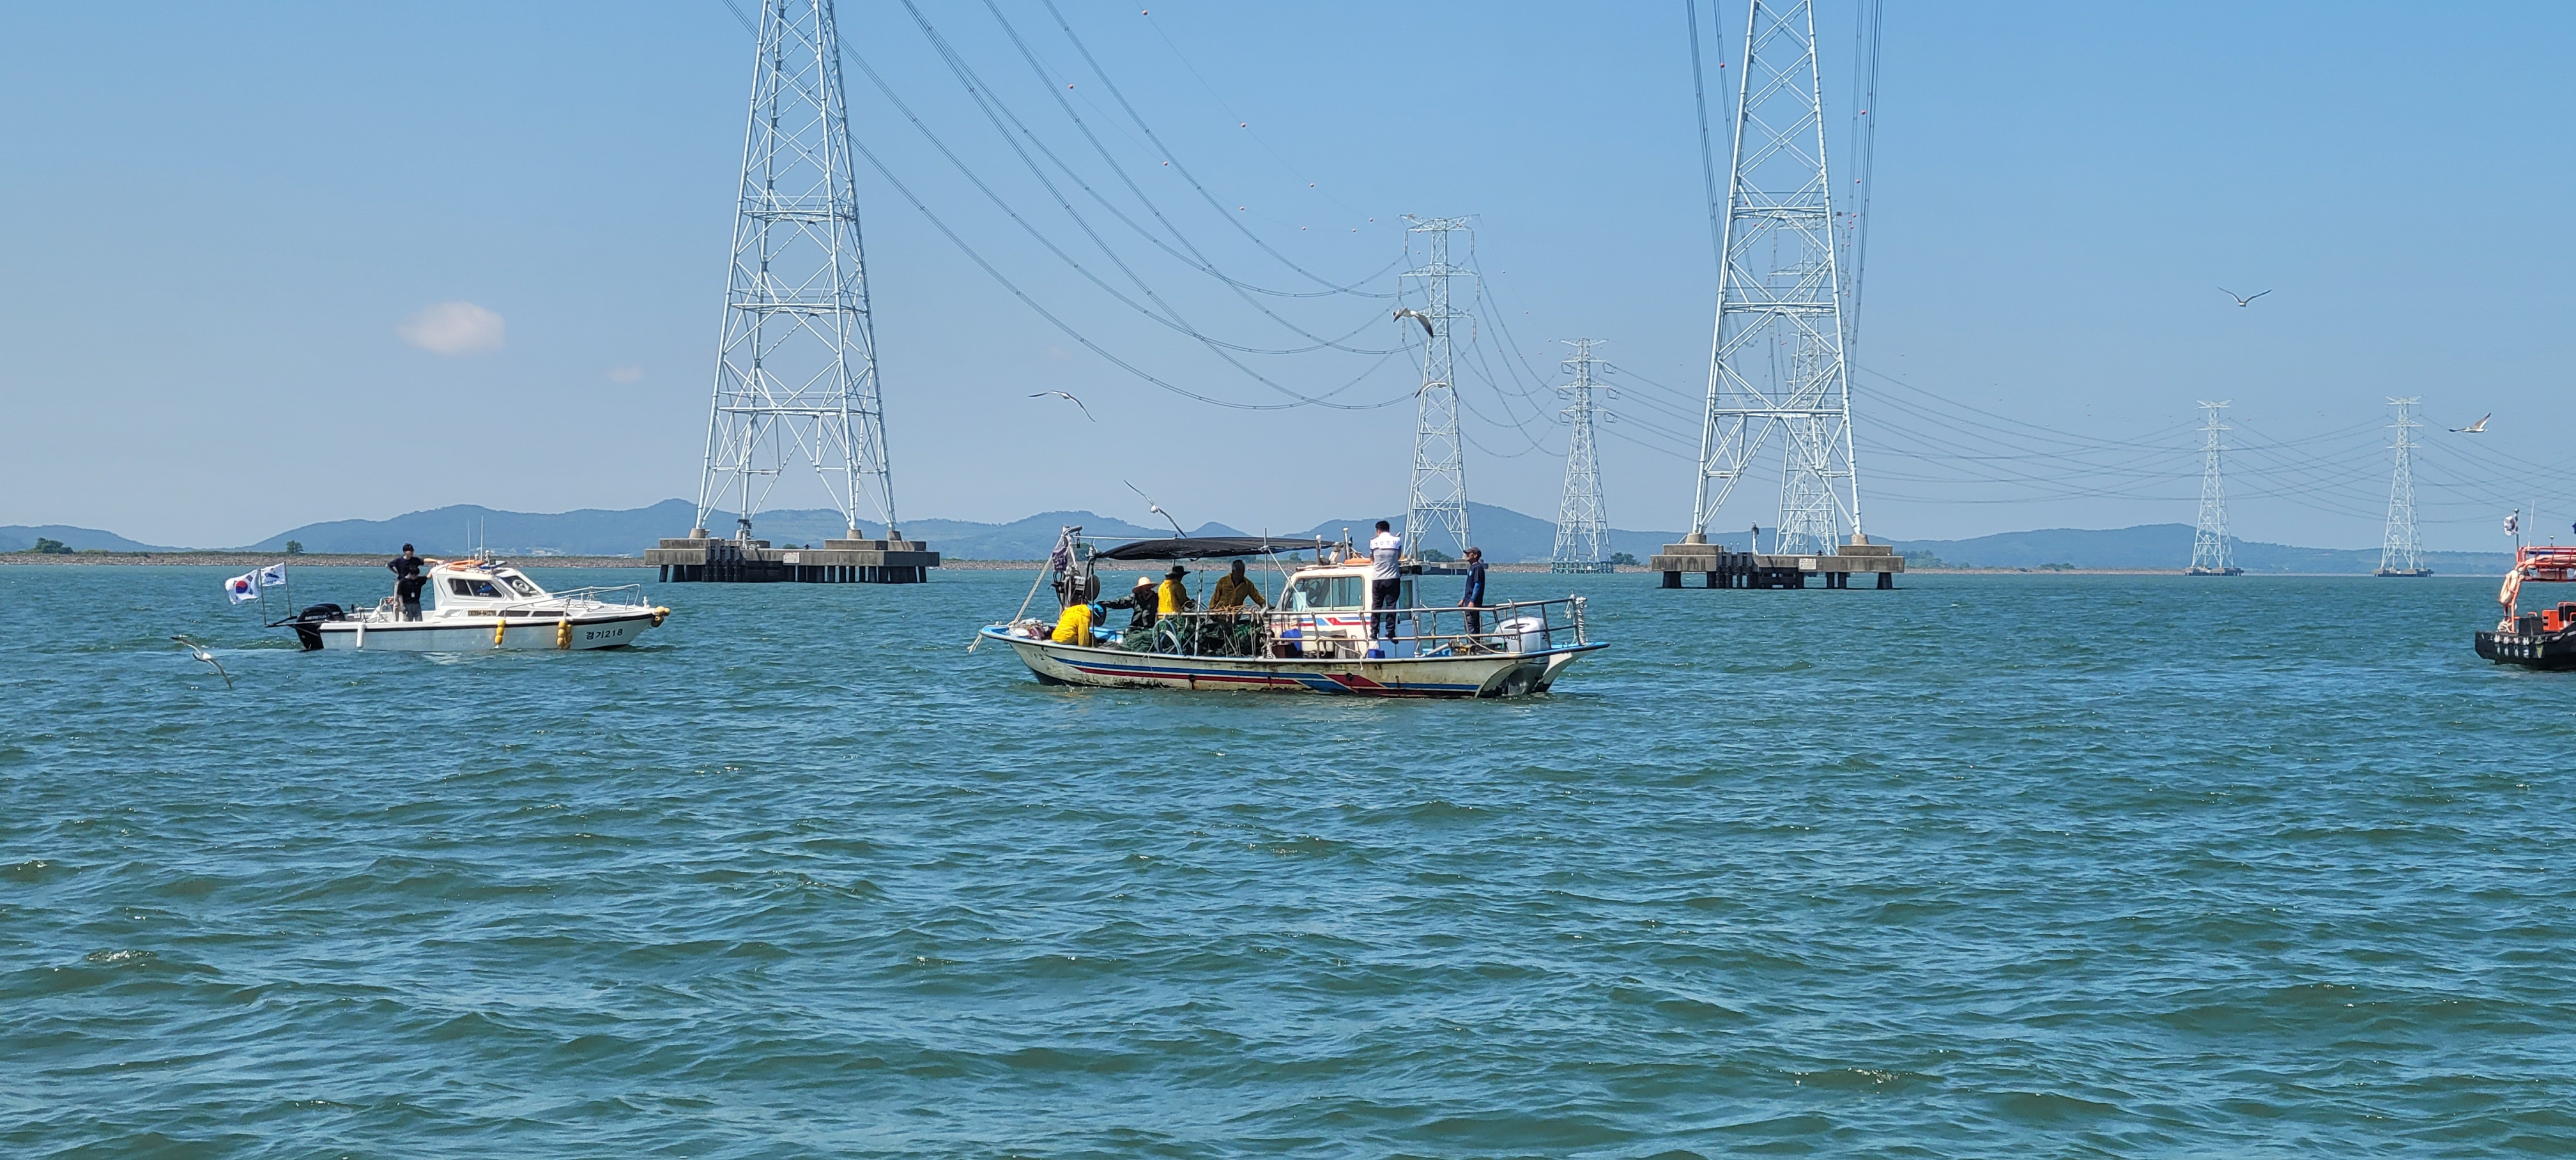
[1123,480,1187,538]
[2454,413,2492,434]
[1027,390,1094,422]
[171,635,233,690]
[1392,307,1435,338]
[2219,287,2272,307]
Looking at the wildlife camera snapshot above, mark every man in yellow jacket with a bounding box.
[1050,600,1100,646]
[1210,559,1267,613]
[1156,565,1194,618]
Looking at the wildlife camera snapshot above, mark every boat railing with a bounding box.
[494,583,649,614]
[1091,595,1590,659]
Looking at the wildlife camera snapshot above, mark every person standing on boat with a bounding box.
[1459,546,1488,635]
[1368,520,1402,640]
[387,544,427,622]
[1211,560,1267,613]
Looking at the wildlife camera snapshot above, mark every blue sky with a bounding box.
[2,2,2569,550]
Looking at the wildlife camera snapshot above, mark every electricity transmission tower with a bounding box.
[1551,339,1613,573]
[2377,397,2430,576]
[2186,400,2241,576]
[1400,215,1473,562]
[1687,0,1865,556]
[691,0,898,542]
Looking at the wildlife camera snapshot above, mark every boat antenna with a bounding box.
[1259,527,1297,588]
[1124,480,1186,538]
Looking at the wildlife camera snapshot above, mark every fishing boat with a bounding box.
[2476,546,2576,669]
[979,530,1606,698]
[280,556,668,652]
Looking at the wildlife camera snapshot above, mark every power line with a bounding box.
[976,0,1407,345]
[1048,0,1396,298]
[830,29,1408,410]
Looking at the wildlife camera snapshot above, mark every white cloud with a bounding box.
[397,301,506,355]
[607,364,643,383]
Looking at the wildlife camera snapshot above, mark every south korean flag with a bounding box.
[224,572,261,604]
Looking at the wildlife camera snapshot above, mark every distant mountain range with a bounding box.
[0,524,173,553]
[4,507,2519,573]
[1891,524,2511,574]
[201,500,1680,562]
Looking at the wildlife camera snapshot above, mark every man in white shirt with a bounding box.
[1367,519,1402,640]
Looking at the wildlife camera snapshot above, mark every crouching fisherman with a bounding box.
[1050,599,1106,646]
[1071,575,1158,648]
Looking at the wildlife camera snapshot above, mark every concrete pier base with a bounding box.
[643,536,941,584]
[1648,534,1903,591]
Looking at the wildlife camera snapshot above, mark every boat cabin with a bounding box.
[424,560,558,615]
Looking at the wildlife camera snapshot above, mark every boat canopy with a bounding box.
[1092,535,1330,561]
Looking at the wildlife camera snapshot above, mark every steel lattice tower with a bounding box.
[2186,400,2241,576]
[2377,397,2430,576]
[691,0,897,542]
[1401,215,1473,561]
[1551,339,1613,573]
[1688,0,1864,556]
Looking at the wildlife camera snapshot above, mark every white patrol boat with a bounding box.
[282,556,669,652]
[979,530,1605,699]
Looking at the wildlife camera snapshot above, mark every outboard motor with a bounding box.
[289,603,345,652]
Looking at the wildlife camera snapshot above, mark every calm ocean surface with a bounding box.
[4,565,2572,1157]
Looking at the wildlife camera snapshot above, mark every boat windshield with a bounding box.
[497,572,542,597]
[447,577,503,598]
[1284,576,1365,611]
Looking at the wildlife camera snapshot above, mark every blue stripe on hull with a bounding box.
[1058,658,1482,696]
[982,627,1598,699]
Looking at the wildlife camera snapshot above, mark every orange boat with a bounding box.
[2476,546,2576,669]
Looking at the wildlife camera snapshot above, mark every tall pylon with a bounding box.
[1687,0,1864,556]
[2186,401,2241,576]
[691,0,897,542]
[1400,215,1473,562]
[1551,339,1613,573]
[2377,397,2432,576]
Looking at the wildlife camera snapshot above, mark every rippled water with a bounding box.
[5,565,2572,1156]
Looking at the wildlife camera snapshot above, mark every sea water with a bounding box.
[4,565,2571,1156]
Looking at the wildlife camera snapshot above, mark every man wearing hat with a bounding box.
[1155,564,1195,620]
[1099,575,1160,646]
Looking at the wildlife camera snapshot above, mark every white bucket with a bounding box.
[1496,615,1549,653]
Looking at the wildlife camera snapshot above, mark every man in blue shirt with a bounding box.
[1460,546,1488,634]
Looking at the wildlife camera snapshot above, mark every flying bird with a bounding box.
[1123,480,1186,538]
[1392,307,1435,338]
[171,635,233,691]
[2454,413,2492,434]
[1028,390,1094,422]
[2219,287,2272,307]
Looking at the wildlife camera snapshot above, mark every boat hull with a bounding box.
[2475,629,2576,670]
[986,628,1601,698]
[313,611,659,652]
